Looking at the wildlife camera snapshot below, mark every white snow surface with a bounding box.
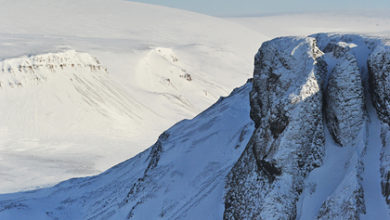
[1,30,390,218]
[297,98,390,220]
[0,81,254,220]
[0,0,389,200]
[228,12,390,39]
[0,0,268,193]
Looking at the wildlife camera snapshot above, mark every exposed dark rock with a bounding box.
[224,37,326,219]
[224,34,381,219]
[124,132,170,217]
[380,125,390,206]
[324,45,365,147]
[323,41,352,58]
[369,45,390,126]
[368,45,390,207]
[317,162,366,220]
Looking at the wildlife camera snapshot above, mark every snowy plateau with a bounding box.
[1,0,390,219]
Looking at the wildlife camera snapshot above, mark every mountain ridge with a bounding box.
[1,33,390,219]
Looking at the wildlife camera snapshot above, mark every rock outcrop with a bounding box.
[0,50,106,88]
[324,43,365,147]
[369,45,390,126]
[380,125,390,205]
[369,45,390,207]
[224,37,327,219]
[224,34,383,219]
[317,161,366,219]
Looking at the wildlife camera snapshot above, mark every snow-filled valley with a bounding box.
[1,0,390,219]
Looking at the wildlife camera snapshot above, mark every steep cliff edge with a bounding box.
[225,37,327,219]
[225,34,390,219]
[324,42,365,147]
[369,44,390,208]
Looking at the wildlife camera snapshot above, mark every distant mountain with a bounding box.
[0,78,254,220]
[0,50,147,136]
[0,0,268,193]
[1,33,390,219]
[1,0,389,195]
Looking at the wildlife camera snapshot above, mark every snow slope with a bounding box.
[0,81,254,220]
[1,33,390,220]
[1,34,390,220]
[0,50,162,193]
[0,0,268,193]
[1,0,390,199]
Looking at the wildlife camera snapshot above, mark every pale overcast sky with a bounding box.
[129,0,390,16]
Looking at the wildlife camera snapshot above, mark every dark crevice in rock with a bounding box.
[252,145,282,183]
[269,108,288,139]
[144,132,168,174]
[258,159,282,182]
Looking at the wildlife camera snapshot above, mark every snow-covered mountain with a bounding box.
[226,34,390,219]
[0,80,254,220]
[1,33,390,219]
[0,0,270,193]
[0,50,147,136]
[2,0,390,194]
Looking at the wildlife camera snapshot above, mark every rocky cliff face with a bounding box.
[369,45,390,208]
[0,50,106,88]
[316,38,367,219]
[324,43,365,147]
[225,34,388,219]
[224,37,327,219]
[369,45,390,125]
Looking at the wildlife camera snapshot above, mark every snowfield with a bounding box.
[0,0,267,193]
[0,1,390,218]
[228,11,390,39]
[1,33,390,219]
[0,81,254,220]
